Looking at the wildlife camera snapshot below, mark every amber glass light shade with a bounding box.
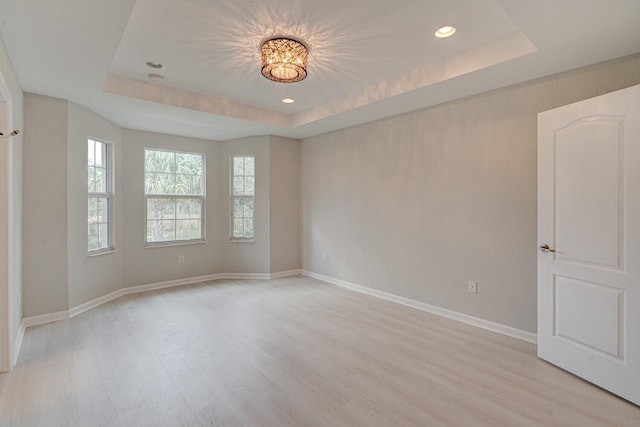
[261,38,308,83]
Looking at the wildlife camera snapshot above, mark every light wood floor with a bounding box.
[1,277,639,426]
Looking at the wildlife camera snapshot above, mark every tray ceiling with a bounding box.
[1,0,639,140]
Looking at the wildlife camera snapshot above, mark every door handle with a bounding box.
[539,244,556,253]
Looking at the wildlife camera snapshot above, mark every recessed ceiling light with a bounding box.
[282,98,295,104]
[435,26,456,38]
[148,73,164,81]
[145,61,165,70]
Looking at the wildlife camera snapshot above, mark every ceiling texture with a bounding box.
[0,0,639,141]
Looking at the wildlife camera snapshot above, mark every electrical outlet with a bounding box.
[468,281,478,294]
[178,255,185,264]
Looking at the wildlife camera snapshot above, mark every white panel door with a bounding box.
[538,84,640,405]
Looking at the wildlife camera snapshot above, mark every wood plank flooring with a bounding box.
[1,276,639,426]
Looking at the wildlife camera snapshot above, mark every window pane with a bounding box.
[233,157,244,175]
[244,176,255,196]
[94,167,106,193]
[243,218,254,238]
[243,198,254,218]
[233,199,243,218]
[230,156,254,239]
[144,149,205,244]
[191,174,203,195]
[146,220,175,242]
[88,197,98,222]
[95,141,106,167]
[88,223,99,251]
[233,177,244,195]
[147,198,175,220]
[88,166,96,192]
[176,198,201,219]
[92,197,108,223]
[176,219,189,240]
[88,140,95,166]
[175,173,202,195]
[233,218,244,238]
[244,157,255,176]
[98,223,109,248]
[176,153,203,174]
[176,219,202,240]
[145,150,175,173]
[145,172,176,195]
[88,140,112,251]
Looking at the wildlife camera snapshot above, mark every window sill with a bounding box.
[228,238,255,243]
[88,248,116,257]
[145,240,206,249]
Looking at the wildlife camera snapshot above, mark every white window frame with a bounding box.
[87,138,114,254]
[230,155,255,241]
[144,148,206,247]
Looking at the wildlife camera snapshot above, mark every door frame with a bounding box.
[0,71,15,372]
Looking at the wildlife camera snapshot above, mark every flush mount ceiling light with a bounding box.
[435,25,456,38]
[261,37,308,83]
[282,98,295,104]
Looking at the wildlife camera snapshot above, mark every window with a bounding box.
[88,138,113,252]
[144,149,205,244]
[231,156,255,240]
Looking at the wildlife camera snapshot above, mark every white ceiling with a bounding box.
[0,0,639,141]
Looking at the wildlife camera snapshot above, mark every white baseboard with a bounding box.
[121,273,225,296]
[21,270,301,330]
[69,289,123,318]
[270,269,302,279]
[222,272,271,280]
[11,320,25,368]
[302,270,537,344]
[23,310,69,328]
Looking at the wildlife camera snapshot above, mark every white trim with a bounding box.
[23,310,69,328]
[0,73,14,373]
[11,319,24,367]
[222,272,271,280]
[144,240,207,249]
[88,249,117,257]
[121,273,224,296]
[21,272,295,329]
[302,270,537,344]
[270,269,302,279]
[13,270,297,364]
[68,289,123,318]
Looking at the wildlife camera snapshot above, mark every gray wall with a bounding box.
[300,54,640,334]
[67,103,124,308]
[19,52,640,335]
[21,115,301,316]
[121,129,225,288]
[269,136,300,273]
[23,94,69,316]
[221,136,271,274]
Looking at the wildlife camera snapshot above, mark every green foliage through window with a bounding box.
[231,156,255,239]
[88,139,112,252]
[145,149,205,244]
